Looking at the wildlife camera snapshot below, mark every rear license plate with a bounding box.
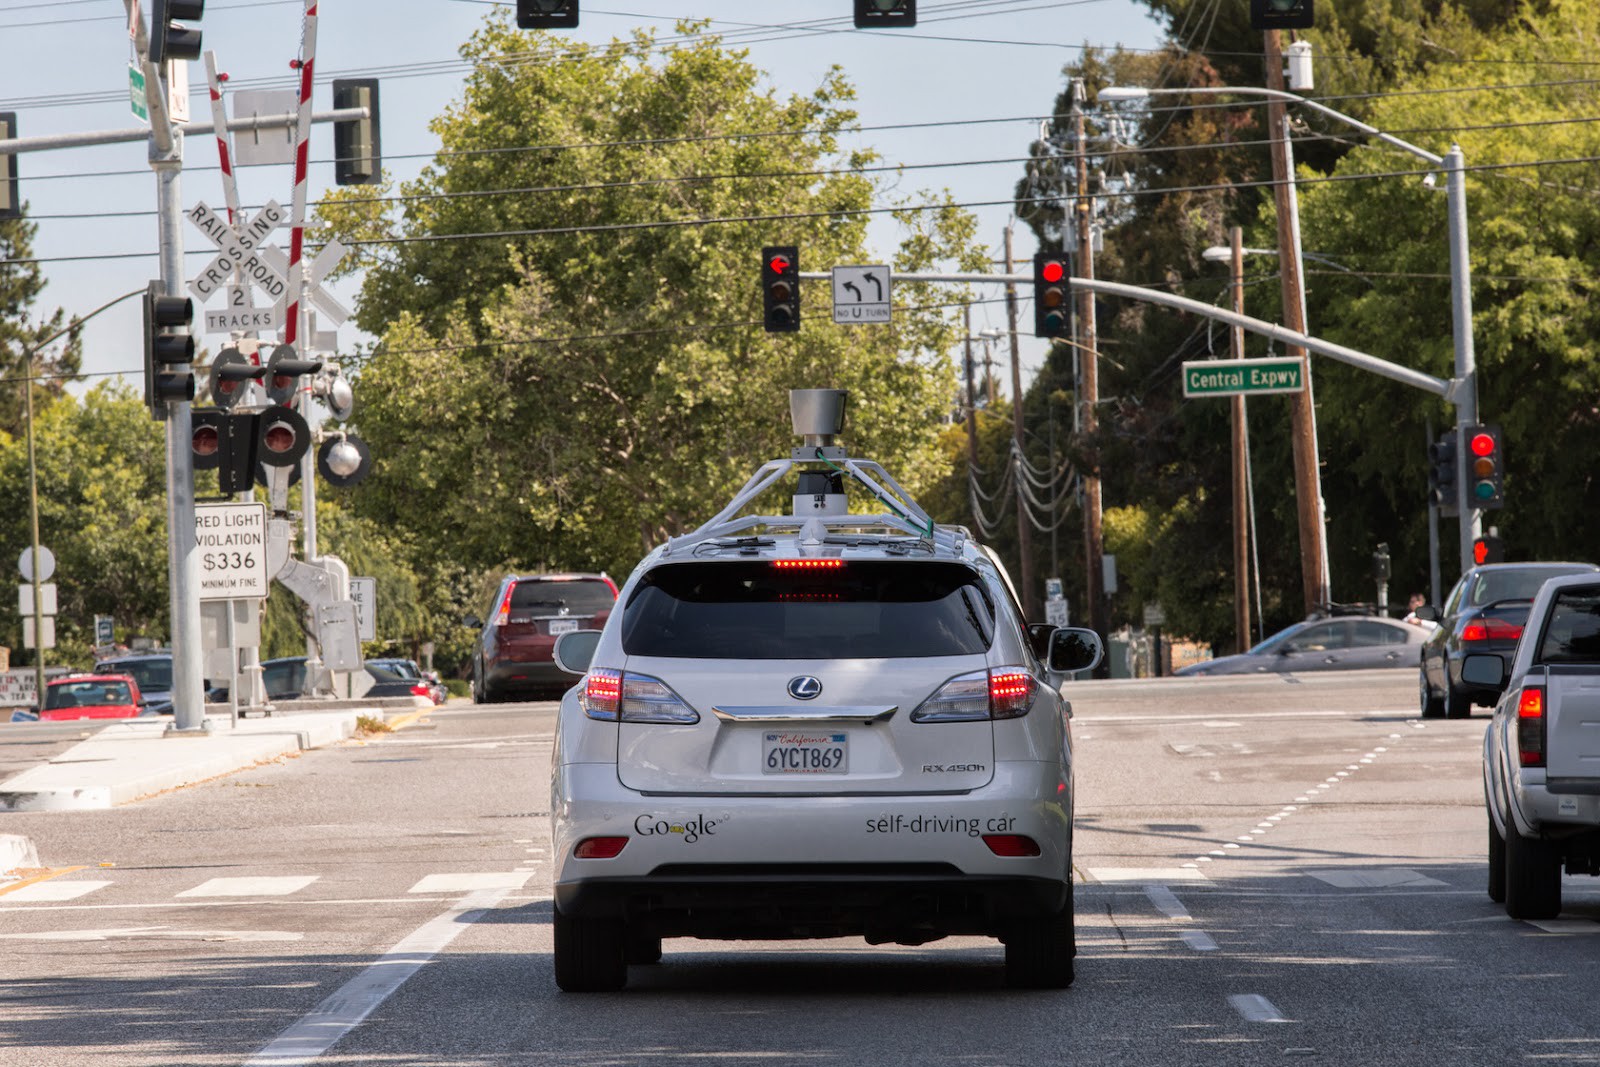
[763,731,848,774]
[548,618,579,636]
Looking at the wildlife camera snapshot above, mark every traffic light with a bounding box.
[854,0,916,27]
[1466,424,1505,509]
[1427,429,1457,508]
[0,112,18,221]
[761,245,800,334]
[143,281,195,419]
[208,345,266,411]
[257,406,312,469]
[333,79,381,186]
[1033,253,1070,338]
[265,344,324,406]
[1371,542,1391,583]
[1250,0,1313,30]
[1473,534,1505,566]
[516,0,578,28]
[149,0,204,67]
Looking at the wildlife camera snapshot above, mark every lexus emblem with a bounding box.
[787,675,823,701]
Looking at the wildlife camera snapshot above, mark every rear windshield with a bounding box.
[621,560,995,660]
[510,578,614,615]
[1536,585,1600,664]
[96,659,171,693]
[1473,566,1594,608]
[46,680,132,708]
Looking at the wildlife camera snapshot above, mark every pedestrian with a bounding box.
[1402,592,1438,632]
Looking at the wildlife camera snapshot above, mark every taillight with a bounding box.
[408,683,431,698]
[773,559,844,570]
[912,667,1036,723]
[493,582,516,627]
[1461,617,1523,643]
[1517,686,1545,767]
[579,668,698,724]
[574,836,628,859]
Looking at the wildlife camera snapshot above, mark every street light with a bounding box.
[1102,83,1481,574]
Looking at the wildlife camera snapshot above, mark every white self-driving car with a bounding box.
[548,390,1103,991]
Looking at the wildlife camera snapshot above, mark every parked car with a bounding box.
[366,658,446,705]
[94,651,228,712]
[1173,614,1426,677]
[40,674,149,721]
[545,391,1104,993]
[263,657,435,703]
[469,573,618,703]
[1474,572,1600,919]
[1418,561,1599,719]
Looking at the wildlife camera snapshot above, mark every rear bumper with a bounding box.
[486,660,569,690]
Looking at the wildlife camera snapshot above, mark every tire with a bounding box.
[1487,817,1506,904]
[553,907,627,992]
[1004,892,1076,990]
[1419,670,1444,719]
[471,662,486,704]
[625,931,663,966]
[1504,827,1562,921]
[1444,684,1473,720]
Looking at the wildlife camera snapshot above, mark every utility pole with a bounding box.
[1003,225,1037,619]
[1071,78,1107,657]
[962,304,980,512]
[1228,226,1252,653]
[1264,30,1330,615]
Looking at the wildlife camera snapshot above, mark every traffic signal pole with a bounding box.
[1445,146,1482,570]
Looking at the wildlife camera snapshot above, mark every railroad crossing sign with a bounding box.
[258,240,352,327]
[1181,357,1306,398]
[831,265,891,324]
[187,200,289,320]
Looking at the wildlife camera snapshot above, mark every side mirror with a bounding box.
[463,614,483,629]
[1460,653,1506,692]
[1047,627,1104,674]
[1026,623,1057,660]
[1414,605,1439,622]
[552,629,604,675]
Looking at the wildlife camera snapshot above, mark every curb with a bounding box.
[1,834,39,880]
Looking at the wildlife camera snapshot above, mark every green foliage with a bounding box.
[0,214,83,441]
[315,19,980,594]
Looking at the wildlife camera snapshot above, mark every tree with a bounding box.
[316,19,984,586]
[0,213,82,437]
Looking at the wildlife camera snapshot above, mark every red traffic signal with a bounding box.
[257,406,312,468]
[1473,535,1504,566]
[761,245,800,334]
[1033,253,1070,338]
[1466,423,1504,509]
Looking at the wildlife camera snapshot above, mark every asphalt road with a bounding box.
[1,671,1595,1067]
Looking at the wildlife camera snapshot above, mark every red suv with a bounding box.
[470,573,617,703]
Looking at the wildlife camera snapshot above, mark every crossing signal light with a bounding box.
[517,0,578,28]
[258,406,312,469]
[144,281,195,418]
[191,410,259,494]
[1467,424,1504,509]
[1473,534,1505,566]
[265,344,324,406]
[0,112,18,221]
[1426,429,1457,508]
[208,345,267,411]
[1250,0,1313,30]
[149,0,204,67]
[762,245,800,334]
[1033,253,1070,338]
[854,0,916,27]
[332,79,381,186]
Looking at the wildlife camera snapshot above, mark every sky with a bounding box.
[3,0,1169,402]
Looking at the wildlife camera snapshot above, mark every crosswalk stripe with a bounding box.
[408,872,533,894]
[0,880,112,902]
[177,877,320,898]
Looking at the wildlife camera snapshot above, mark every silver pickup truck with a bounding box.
[1471,572,1600,920]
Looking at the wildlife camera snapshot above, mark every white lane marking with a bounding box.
[0,896,465,914]
[177,877,319,898]
[0,926,301,942]
[2,880,112,902]
[408,872,532,894]
[1180,929,1218,951]
[1303,868,1448,888]
[1528,920,1600,934]
[1087,868,1210,884]
[1229,993,1287,1022]
[245,888,510,1066]
[1144,885,1192,919]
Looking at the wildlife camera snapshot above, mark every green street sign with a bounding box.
[1182,357,1305,398]
[129,65,149,122]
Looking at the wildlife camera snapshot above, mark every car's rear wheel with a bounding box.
[553,907,627,992]
[1003,894,1076,989]
[1444,684,1472,719]
[1419,670,1444,719]
[1487,816,1506,903]
[1504,827,1562,921]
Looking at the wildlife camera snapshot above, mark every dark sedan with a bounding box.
[1418,560,1599,718]
[1175,614,1427,677]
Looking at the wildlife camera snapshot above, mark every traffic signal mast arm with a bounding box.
[794,268,1454,399]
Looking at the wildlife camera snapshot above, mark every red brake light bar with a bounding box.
[1461,617,1523,643]
[773,559,845,570]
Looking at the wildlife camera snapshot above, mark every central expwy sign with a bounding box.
[1181,357,1306,397]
